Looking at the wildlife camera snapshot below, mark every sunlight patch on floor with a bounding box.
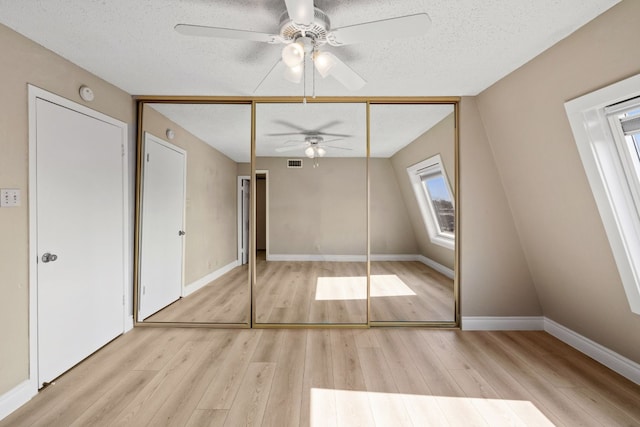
[310,388,554,426]
[314,275,416,301]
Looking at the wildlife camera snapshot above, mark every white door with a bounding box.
[139,133,186,320]
[242,179,250,265]
[36,98,125,385]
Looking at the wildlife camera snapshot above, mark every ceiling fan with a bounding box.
[175,0,431,91]
[276,135,351,167]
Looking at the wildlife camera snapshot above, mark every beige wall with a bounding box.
[390,113,456,269]
[476,0,640,362]
[459,97,541,316]
[255,157,368,255]
[142,106,238,285]
[370,158,418,255]
[0,24,134,395]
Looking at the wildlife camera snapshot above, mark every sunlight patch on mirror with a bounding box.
[314,275,416,300]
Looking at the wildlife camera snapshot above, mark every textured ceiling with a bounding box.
[1,0,619,155]
[0,0,619,97]
[149,102,453,162]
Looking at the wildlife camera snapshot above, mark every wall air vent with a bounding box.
[287,159,303,168]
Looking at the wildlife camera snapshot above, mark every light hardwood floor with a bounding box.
[145,259,454,324]
[256,259,454,324]
[3,328,639,426]
[145,265,250,323]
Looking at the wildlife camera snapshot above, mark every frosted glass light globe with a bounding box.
[305,146,315,158]
[282,42,304,67]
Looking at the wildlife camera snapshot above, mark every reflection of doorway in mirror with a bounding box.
[237,177,250,265]
[256,173,267,258]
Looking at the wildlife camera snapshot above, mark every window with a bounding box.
[607,101,640,216]
[565,73,640,315]
[407,154,455,250]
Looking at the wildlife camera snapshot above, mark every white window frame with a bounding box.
[407,154,455,250]
[565,73,640,315]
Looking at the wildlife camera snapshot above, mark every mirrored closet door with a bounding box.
[136,102,252,325]
[369,103,456,323]
[253,102,368,325]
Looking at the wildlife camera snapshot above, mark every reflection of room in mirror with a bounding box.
[253,103,368,324]
[370,104,456,322]
[137,101,457,325]
[138,103,251,324]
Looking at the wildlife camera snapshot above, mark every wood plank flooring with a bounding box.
[3,328,639,426]
[144,259,454,324]
[145,265,250,323]
[256,260,454,324]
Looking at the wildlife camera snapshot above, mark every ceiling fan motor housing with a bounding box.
[279,8,330,44]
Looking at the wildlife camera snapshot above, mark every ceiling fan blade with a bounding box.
[318,138,344,144]
[175,24,278,43]
[285,0,315,25]
[327,13,431,46]
[323,145,352,151]
[317,132,353,137]
[264,132,305,137]
[275,145,306,153]
[323,53,366,91]
[274,120,308,131]
[314,120,343,133]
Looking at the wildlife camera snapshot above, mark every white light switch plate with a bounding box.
[1,188,21,207]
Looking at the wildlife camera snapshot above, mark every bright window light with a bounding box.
[407,154,455,250]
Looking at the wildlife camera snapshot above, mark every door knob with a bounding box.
[41,253,58,263]
[178,230,186,236]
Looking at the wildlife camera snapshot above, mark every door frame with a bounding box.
[237,176,249,264]
[27,85,129,393]
[237,170,269,262]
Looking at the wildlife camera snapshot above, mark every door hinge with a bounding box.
[122,295,125,306]
[146,153,150,162]
[121,144,125,157]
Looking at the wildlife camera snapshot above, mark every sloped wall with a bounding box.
[476,0,640,362]
[459,97,541,316]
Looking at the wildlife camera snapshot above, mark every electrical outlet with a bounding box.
[1,188,21,207]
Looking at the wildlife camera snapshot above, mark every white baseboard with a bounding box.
[461,316,545,331]
[183,260,239,297]
[0,380,36,421]
[460,316,640,385]
[544,318,640,385]
[124,315,134,332]
[370,254,419,262]
[267,254,367,262]
[265,253,454,281]
[416,255,455,279]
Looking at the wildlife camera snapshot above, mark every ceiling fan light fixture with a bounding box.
[313,51,336,78]
[282,41,305,67]
[316,147,326,157]
[305,146,315,158]
[284,64,303,83]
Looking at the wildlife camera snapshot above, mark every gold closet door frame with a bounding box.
[133,96,460,329]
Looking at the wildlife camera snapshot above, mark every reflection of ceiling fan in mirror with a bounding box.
[175,0,431,91]
[276,135,352,167]
[276,135,351,156]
